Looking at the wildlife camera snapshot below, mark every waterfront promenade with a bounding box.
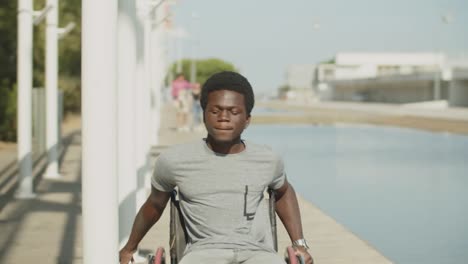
[0,102,405,263]
[256,100,468,135]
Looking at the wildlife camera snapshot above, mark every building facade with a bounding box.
[315,52,468,106]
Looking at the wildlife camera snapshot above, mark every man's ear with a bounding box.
[245,115,251,129]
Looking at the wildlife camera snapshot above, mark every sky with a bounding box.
[170,0,468,94]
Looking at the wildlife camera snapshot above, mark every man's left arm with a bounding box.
[275,179,314,264]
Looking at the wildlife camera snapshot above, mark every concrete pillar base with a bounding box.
[15,191,37,199]
[44,173,62,179]
[44,164,62,179]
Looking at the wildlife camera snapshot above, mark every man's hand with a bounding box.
[119,246,135,264]
[294,246,314,264]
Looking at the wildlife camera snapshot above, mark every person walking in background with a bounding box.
[171,73,195,131]
[191,82,203,131]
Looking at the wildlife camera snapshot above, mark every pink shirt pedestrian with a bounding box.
[171,78,191,99]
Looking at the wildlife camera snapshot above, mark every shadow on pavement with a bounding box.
[0,131,82,263]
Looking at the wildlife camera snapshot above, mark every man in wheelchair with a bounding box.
[119,71,314,264]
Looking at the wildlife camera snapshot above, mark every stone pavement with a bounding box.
[0,131,82,263]
[0,103,393,264]
[0,143,16,174]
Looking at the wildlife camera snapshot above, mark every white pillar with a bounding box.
[189,13,198,84]
[149,15,165,146]
[176,36,183,73]
[16,0,35,199]
[190,55,196,83]
[44,0,61,179]
[82,0,118,263]
[134,1,150,210]
[149,28,159,146]
[149,9,156,146]
[143,7,152,154]
[150,2,170,146]
[117,0,137,248]
[143,1,154,201]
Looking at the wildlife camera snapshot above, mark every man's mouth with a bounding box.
[214,127,233,131]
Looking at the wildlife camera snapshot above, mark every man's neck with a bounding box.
[205,136,245,154]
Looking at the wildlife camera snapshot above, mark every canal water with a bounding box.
[243,124,468,264]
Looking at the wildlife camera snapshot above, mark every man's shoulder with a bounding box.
[245,141,281,161]
[159,140,204,160]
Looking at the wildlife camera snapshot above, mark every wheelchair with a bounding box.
[147,188,305,264]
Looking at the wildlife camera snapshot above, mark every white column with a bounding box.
[189,12,198,84]
[149,3,168,146]
[82,0,118,263]
[190,56,196,83]
[140,17,153,251]
[44,0,61,179]
[143,7,152,154]
[16,0,35,199]
[150,23,163,146]
[149,26,159,146]
[134,1,149,210]
[117,0,137,248]
[149,8,155,146]
[176,36,183,73]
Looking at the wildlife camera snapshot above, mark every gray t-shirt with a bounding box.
[151,139,286,253]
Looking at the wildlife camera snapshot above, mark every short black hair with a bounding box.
[200,71,255,115]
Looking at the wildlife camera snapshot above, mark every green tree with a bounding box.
[0,0,17,87]
[320,58,335,64]
[168,58,237,86]
[0,0,82,141]
[0,83,17,141]
[0,0,18,141]
[58,0,82,114]
[33,0,82,113]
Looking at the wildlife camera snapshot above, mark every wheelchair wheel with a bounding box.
[285,246,305,264]
[153,247,166,264]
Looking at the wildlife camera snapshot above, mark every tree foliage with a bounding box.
[0,0,81,141]
[320,58,335,64]
[0,83,17,141]
[168,58,237,86]
[0,0,17,88]
[0,0,18,141]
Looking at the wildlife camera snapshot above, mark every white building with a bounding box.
[313,52,468,105]
[281,52,468,106]
[317,52,445,82]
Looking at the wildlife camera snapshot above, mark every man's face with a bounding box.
[204,89,250,143]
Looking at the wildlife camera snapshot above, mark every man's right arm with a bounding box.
[119,186,171,264]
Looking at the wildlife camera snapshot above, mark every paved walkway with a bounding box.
[0,103,393,263]
[0,131,82,263]
[0,143,16,172]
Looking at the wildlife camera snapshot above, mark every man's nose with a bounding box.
[218,110,230,121]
